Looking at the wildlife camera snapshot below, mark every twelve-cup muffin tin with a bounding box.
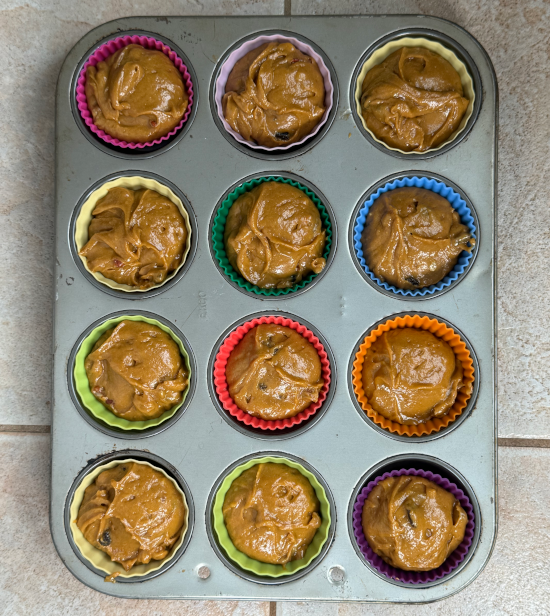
[52,15,497,603]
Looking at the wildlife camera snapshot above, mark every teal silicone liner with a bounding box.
[211,176,333,296]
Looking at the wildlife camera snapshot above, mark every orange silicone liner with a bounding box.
[351,315,474,437]
[214,315,331,430]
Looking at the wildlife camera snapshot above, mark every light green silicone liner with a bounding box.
[74,315,191,431]
[212,177,333,296]
[212,456,332,577]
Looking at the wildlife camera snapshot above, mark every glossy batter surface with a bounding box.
[80,186,187,289]
[223,42,326,147]
[362,328,463,425]
[362,475,467,571]
[85,44,188,143]
[226,324,324,421]
[360,47,469,152]
[224,182,326,289]
[77,462,186,571]
[85,320,188,421]
[361,187,474,290]
[223,463,321,565]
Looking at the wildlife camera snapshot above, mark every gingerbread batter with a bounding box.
[223,462,321,565]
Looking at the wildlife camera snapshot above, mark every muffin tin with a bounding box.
[52,15,497,603]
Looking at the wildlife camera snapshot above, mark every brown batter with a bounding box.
[79,186,187,290]
[85,320,188,421]
[224,182,326,289]
[362,475,467,571]
[77,462,186,571]
[226,324,324,421]
[361,187,474,290]
[362,328,463,425]
[223,462,321,565]
[85,44,188,143]
[223,42,326,147]
[360,47,469,152]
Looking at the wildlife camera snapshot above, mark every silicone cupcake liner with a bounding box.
[215,33,334,151]
[352,468,475,584]
[214,315,331,431]
[76,35,194,149]
[353,176,477,297]
[212,456,331,577]
[212,176,333,296]
[70,458,189,578]
[354,36,475,155]
[74,175,193,293]
[74,314,192,431]
[352,314,475,437]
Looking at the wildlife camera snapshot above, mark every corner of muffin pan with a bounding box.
[204,451,337,585]
[206,310,337,440]
[209,171,338,300]
[208,30,340,161]
[69,170,198,300]
[64,449,195,582]
[349,27,483,159]
[348,170,480,301]
[67,310,197,439]
[70,30,199,160]
[347,453,481,588]
[347,311,480,443]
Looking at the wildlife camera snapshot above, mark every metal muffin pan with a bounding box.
[52,15,497,603]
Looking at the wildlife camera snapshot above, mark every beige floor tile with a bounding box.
[277,445,550,615]
[0,432,271,615]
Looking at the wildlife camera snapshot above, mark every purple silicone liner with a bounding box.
[352,468,475,585]
[215,34,334,151]
[76,35,194,149]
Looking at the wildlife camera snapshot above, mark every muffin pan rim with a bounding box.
[69,29,200,160]
[63,449,196,583]
[66,310,198,439]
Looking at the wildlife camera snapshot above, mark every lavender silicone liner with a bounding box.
[215,34,334,151]
[76,35,194,149]
[352,468,475,584]
[353,177,477,297]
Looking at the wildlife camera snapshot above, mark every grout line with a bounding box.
[284,0,291,17]
[0,425,51,433]
[498,437,550,449]
[269,601,277,616]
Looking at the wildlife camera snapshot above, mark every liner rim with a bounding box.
[351,314,475,437]
[211,175,333,297]
[213,315,331,430]
[76,34,194,149]
[352,175,478,297]
[352,468,475,584]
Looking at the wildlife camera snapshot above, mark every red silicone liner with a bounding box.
[214,316,331,431]
[352,468,475,584]
[76,35,194,149]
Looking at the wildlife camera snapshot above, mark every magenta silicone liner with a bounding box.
[215,34,334,151]
[352,468,475,584]
[76,35,194,149]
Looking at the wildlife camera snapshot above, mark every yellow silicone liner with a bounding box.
[69,458,189,578]
[75,176,192,293]
[354,37,476,154]
[212,456,332,577]
[352,315,475,436]
[73,314,191,431]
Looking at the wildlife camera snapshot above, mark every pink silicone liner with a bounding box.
[213,315,331,430]
[76,35,194,149]
[352,468,475,584]
[215,34,334,151]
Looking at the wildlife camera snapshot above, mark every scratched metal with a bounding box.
[52,15,497,603]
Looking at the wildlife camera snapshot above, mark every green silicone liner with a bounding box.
[212,456,332,577]
[74,315,191,431]
[212,177,333,296]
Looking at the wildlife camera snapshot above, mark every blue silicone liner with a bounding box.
[353,177,477,297]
